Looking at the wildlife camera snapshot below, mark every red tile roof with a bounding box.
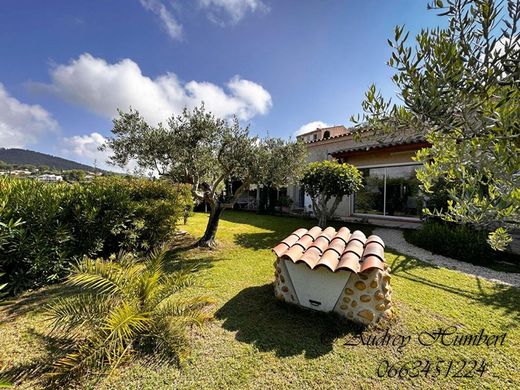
[273,227,385,273]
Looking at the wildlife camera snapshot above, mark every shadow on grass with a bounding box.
[221,210,374,238]
[1,234,215,324]
[234,232,280,251]
[228,212,374,252]
[1,329,77,389]
[389,254,520,323]
[1,284,79,323]
[216,283,364,359]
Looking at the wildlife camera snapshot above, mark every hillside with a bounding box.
[0,148,98,172]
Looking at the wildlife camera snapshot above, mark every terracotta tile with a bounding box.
[319,226,337,240]
[360,256,385,272]
[366,235,385,248]
[298,247,322,268]
[292,228,309,239]
[332,227,351,245]
[273,243,291,257]
[327,238,347,255]
[304,226,323,240]
[349,230,367,245]
[363,242,385,261]
[344,240,364,259]
[316,249,341,271]
[337,251,361,272]
[273,225,385,274]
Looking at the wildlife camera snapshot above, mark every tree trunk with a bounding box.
[197,203,225,248]
[318,212,327,228]
[317,196,328,228]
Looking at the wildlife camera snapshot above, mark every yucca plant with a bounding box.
[45,248,212,382]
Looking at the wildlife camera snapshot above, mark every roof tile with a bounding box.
[273,226,385,273]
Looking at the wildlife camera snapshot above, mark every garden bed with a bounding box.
[1,211,519,389]
[403,220,520,273]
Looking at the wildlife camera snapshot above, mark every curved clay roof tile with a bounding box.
[337,251,362,273]
[327,239,347,255]
[282,235,314,261]
[273,228,308,257]
[315,249,341,271]
[273,226,385,274]
[332,227,351,243]
[308,236,330,253]
[320,227,337,240]
[366,235,385,248]
[360,256,385,272]
[298,247,322,268]
[292,228,309,239]
[363,242,385,262]
[343,240,364,259]
[349,230,367,245]
[304,226,323,240]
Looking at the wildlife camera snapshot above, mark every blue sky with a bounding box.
[0,0,442,169]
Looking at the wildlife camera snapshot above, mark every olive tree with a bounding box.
[351,0,520,250]
[301,160,363,227]
[103,105,307,248]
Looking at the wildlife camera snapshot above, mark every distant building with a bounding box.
[10,169,32,176]
[37,174,63,182]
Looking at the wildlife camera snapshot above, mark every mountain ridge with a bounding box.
[0,148,100,172]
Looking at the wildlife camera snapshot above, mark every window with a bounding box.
[354,164,422,217]
[323,131,330,139]
[313,134,318,141]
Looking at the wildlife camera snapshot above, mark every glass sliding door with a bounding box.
[353,167,386,215]
[385,165,421,217]
[353,164,421,218]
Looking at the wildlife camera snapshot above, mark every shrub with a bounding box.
[0,177,192,293]
[301,160,363,227]
[45,249,212,383]
[403,220,520,266]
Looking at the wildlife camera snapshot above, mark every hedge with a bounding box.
[403,219,520,267]
[0,176,192,293]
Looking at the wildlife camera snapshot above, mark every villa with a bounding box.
[287,125,429,223]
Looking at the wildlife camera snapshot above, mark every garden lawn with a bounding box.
[1,211,519,389]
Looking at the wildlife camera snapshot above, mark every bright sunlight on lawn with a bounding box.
[1,211,519,389]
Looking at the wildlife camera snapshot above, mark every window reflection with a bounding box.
[354,168,385,215]
[354,165,421,217]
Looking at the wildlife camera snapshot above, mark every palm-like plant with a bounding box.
[45,248,212,381]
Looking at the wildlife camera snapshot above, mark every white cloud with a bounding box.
[34,53,272,125]
[0,83,58,148]
[294,121,330,137]
[139,0,183,41]
[61,132,147,174]
[199,0,268,24]
[61,132,107,163]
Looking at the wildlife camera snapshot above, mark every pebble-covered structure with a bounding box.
[272,226,392,325]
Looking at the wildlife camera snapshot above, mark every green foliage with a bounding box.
[404,220,520,267]
[45,248,212,383]
[351,0,520,250]
[301,161,363,227]
[62,170,86,182]
[0,177,192,293]
[276,195,294,208]
[104,105,307,246]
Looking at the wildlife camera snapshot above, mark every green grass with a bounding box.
[1,210,519,389]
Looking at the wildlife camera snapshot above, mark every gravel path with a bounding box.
[373,227,520,288]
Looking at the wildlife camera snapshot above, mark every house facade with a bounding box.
[288,125,429,221]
